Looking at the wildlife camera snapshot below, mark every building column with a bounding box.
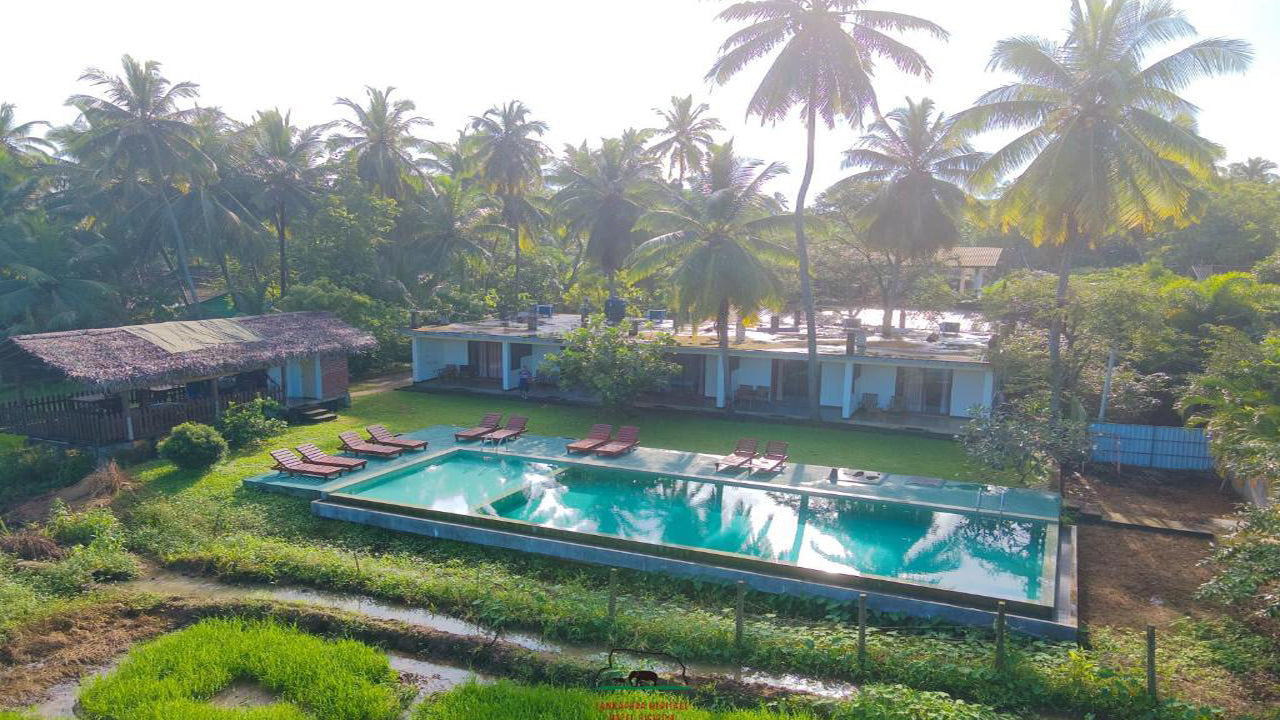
[120,391,135,441]
[841,362,855,419]
[411,338,425,382]
[715,354,726,409]
[313,354,324,399]
[501,342,514,390]
[982,369,995,414]
[211,377,221,420]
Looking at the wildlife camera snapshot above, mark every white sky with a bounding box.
[4,0,1277,197]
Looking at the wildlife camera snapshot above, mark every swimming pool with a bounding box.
[328,451,1054,609]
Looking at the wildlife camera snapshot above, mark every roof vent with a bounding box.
[846,329,867,355]
[939,321,961,335]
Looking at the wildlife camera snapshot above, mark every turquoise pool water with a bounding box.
[336,453,1049,603]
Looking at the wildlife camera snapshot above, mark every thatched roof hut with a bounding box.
[3,312,377,393]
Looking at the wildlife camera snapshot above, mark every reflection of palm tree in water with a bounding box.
[802,500,1044,593]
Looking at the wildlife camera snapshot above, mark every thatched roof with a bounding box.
[4,312,377,392]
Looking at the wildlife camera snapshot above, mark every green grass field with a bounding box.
[319,389,971,479]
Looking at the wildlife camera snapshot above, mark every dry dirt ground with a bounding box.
[1069,466,1242,524]
[1076,524,1216,628]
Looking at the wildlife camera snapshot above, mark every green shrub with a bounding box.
[277,279,409,377]
[1198,503,1280,620]
[79,617,404,720]
[47,500,121,546]
[0,444,95,510]
[32,536,140,594]
[217,398,288,450]
[157,423,228,470]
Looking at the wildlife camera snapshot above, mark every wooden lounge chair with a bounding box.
[366,425,428,451]
[715,438,758,471]
[454,413,502,441]
[339,431,403,458]
[483,416,528,445]
[270,449,343,479]
[566,424,612,454]
[296,443,367,472]
[751,441,789,473]
[595,426,639,457]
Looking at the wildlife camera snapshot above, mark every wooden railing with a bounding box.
[0,387,284,447]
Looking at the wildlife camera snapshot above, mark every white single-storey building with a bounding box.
[408,310,994,431]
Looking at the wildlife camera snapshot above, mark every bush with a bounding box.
[543,314,680,407]
[1197,503,1280,621]
[157,423,227,470]
[32,536,141,594]
[47,499,121,546]
[217,397,287,450]
[79,617,404,720]
[0,444,95,510]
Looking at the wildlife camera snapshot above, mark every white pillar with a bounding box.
[982,369,995,413]
[715,354,726,409]
[501,342,513,390]
[412,338,425,382]
[841,363,855,419]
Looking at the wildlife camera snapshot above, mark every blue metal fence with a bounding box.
[1089,423,1213,471]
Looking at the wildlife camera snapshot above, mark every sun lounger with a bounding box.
[454,413,502,441]
[595,426,639,457]
[270,449,343,479]
[483,416,528,445]
[751,441,789,473]
[339,431,403,458]
[296,443,367,472]
[715,438,758,471]
[367,425,428,451]
[567,424,612,454]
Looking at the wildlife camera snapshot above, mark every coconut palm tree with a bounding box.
[469,101,549,312]
[245,109,330,294]
[707,0,947,420]
[413,174,503,292]
[955,0,1252,417]
[628,142,794,413]
[0,103,54,163]
[67,55,213,308]
[553,130,662,295]
[839,97,983,335]
[330,86,429,200]
[648,96,724,185]
[1228,157,1277,183]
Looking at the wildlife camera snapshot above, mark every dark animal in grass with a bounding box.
[627,670,660,686]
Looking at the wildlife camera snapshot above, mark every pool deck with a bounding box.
[246,425,1059,521]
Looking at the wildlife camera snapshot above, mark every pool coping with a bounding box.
[246,425,1060,522]
[311,498,1078,639]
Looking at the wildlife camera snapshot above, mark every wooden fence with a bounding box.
[0,387,283,447]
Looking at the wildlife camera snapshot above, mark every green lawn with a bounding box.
[335,390,971,479]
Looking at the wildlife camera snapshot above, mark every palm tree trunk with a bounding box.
[881,270,897,337]
[719,300,733,415]
[1048,231,1076,418]
[507,199,521,317]
[159,187,202,317]
[796,103,821,421]
[276,205,288,296]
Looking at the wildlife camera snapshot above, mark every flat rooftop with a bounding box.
[410,309,992,364]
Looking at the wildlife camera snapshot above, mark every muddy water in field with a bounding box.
[121,570,857,698]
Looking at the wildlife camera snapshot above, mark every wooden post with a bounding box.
[608,568,618,624]
[734,581,745,650]
[119,391,134,441]
[857,593,867,668]
[210,378,221,421]
[1146,625,1158,701]
[995,601,1007,672]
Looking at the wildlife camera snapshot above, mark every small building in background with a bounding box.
[0,311,375,448]
[937,247,1004,294]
